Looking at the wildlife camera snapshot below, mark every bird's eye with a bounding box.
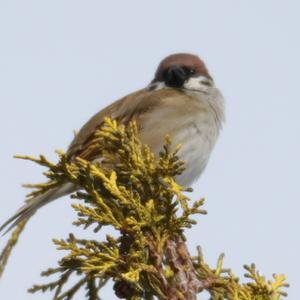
[183,67,195,76]
[189,68,195,75]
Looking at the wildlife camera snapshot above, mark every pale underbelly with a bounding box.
[140,119,217,186]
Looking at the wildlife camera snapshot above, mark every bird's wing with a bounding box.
[66,88,185,161]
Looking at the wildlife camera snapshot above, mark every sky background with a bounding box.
[0,1,299,299]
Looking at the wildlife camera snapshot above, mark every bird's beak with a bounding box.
[165,65,187,88]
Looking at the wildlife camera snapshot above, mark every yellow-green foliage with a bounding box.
[1,118,288,299]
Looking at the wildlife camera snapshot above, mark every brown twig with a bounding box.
[164,236,205,300]
[147,234,212,300]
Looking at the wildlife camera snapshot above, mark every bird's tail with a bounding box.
[0,182,75,235]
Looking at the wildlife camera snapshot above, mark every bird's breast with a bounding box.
[139,91,223,185]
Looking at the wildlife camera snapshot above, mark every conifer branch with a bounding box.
[0,220,28,278]
[0,118,289,299]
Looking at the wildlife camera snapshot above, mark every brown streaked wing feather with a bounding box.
[67,89,143,160]
[66,88,184,161]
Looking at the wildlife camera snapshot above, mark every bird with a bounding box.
[0,53,225,233]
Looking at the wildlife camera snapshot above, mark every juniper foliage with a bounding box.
[0,118,288,299]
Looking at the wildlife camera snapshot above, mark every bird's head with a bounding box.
[149,53,214,92]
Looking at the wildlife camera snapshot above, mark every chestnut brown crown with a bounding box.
[153,53,212,88]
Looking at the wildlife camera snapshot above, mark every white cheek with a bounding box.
[183,76,211,92]
[147,81,166,91]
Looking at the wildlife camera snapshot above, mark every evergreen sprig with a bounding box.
[0,118,288,299]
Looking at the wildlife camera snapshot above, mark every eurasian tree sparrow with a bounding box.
[0,53,225,232]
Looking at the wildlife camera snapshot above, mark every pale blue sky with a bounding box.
[0,1,299,299]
